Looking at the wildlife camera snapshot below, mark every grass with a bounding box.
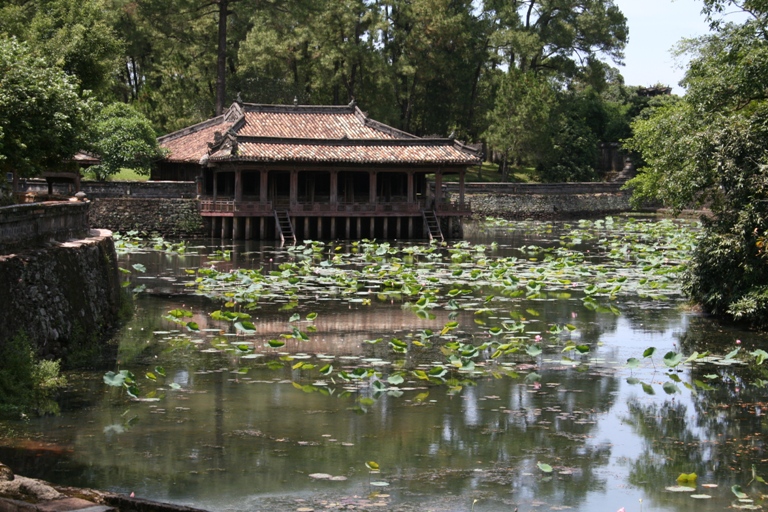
[442,162,539,183]
[82,168,150,182]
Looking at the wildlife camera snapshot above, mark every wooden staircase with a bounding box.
[422,209,444,241]
[274,210,296,244]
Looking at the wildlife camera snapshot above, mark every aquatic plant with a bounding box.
[0,334,67,417]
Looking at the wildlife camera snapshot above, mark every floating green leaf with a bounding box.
[732,485,748,499]
[663,351,683,368]
[537,462,553,473]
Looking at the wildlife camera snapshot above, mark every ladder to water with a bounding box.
[422,209,444,241]
[274,210,296,244]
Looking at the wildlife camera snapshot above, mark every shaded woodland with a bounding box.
[0,0,670,181]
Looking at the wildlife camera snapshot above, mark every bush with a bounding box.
[0,334,67,417]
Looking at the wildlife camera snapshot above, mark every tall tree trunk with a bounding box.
[215,0,228,115]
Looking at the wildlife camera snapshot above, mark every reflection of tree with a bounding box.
[13,357,622,510]
[623,371,768,508]
[619,301,688,334]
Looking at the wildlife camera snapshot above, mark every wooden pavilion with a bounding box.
[154,101,481,241]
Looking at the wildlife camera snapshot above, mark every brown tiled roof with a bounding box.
[159,116,233,163]
[210,138,480,165]
[159,102,480,166]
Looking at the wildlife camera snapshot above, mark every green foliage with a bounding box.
[484,70,553,174]
[625,8,768,327]
[0,37,95,179]
[536,94,601,182]
[0,334,67,418]
[486,0,628,80]
[0,0,123,98]
[89,103,166,180]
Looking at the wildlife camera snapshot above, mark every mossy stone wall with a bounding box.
[0,230,122,368]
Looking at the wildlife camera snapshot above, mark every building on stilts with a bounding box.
[153,101,481,241]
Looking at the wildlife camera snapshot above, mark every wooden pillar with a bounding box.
[233,217,242,240]
[235,170,243,202]
[260,170,268,203]
[331,217,336,239]
[290,170,298,206]
[317,217,323,239]
[346,217,351,238]
[330,171,338,207]
[383,218,389,239]
[396,218,401,239]
[434,170,443,210]
[211,217,219,238]
[222,217,231,239]
[260,217,266,240]
[408,217,413,238]
[370,218,375,238]
[245,217,253,240]
[369,172,377,206]
[407,172,414,203]
[304,217,310,239]
[356,218,362,239]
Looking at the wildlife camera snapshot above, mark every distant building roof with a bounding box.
[158,102,481,167]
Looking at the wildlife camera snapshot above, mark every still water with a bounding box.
[2,218,768,512]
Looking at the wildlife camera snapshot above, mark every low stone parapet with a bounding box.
[0,202,89,254]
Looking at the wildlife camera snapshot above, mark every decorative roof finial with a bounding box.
[236,92,243,106]
[348,97,356,108]
[293,96,299,107]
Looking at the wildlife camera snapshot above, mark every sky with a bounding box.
[611,0,745,94]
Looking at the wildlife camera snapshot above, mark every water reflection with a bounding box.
[1,222,767,512]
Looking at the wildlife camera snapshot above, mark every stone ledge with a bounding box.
[0,464,207,512]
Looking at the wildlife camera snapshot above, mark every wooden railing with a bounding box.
[200,199,273,214]
[199,198,470,216]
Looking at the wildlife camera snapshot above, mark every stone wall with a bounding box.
[0,202,89,254]
[20,179,197,199]
[89,198,206,237]
[0,229,123,367]
[446,182,634,220]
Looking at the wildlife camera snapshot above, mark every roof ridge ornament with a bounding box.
[293,97,298,107]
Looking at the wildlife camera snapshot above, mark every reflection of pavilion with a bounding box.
[155,102,481,241]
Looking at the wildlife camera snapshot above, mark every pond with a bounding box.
[2,216,768,512]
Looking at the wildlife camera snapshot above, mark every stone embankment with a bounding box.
[452,182,634,220]
[88,198,204,238]
[0,202,123,366]
[23,179,641,238]
[20,180,206,238]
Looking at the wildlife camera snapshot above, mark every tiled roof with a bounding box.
[210,139,480,165]
[239,111,399,140]
[159,103,480,166]
[159,116,233,163]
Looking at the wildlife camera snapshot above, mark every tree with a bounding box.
[89,103,167,180]
[624,3,768,326]
[483,69,553,178]
[0,0,123,99]
[482,0,629,177]
[536,91,602,182]
[485,0,628,82]
[0,37,94,190]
